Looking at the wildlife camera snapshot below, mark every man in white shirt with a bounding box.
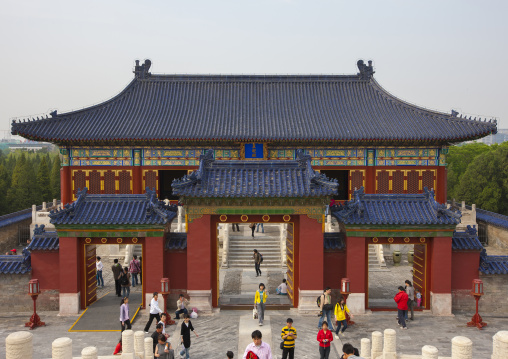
[96,256,104,288]
[144,292,163,333]
[243,330,272,359]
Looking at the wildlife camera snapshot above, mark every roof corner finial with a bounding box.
[357,59,375,80]
[451,109,458,117]
[50,110,58,118]
[133,59,152,79]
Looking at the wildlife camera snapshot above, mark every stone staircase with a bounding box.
[228,234,283,268]
[368,245,385,271]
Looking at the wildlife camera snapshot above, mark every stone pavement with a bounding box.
[2,308,508,358]
[369,261,414,308]
[96,257,142,300]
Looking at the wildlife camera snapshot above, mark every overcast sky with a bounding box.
[1,0,506,139]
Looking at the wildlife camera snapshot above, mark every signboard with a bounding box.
[242,143,265,159]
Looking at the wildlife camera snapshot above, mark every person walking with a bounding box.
[144,292,163,333]
[112,259,123,297]
[175,293,189,319]
[249,223,256,237]
[318,287,334,331]
[405,280,415,321]
[96,256,104,288]
[120,297,131,332]
[129,255,141,287]
[254,283,267,326]
[281,318,297,359]
[151,323,164,353]
[120,267,131,298]
[334,296,352,338]
[394,286,408,329]
[317,321,333,359]
[232,223,240,232]
[180,314,198,359]
[155,334,173,359]
[242,330,272,359]
[253,249,262,277]
[256,223,264,233]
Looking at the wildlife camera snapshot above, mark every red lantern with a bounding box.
[159,278,175,326]
[472,279,483,295]
[340,278,354,325]
[160,278,170,294]
[25,279,45,330]
[467,279,487,330]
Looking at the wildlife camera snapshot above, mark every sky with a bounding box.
[1,0,507,138]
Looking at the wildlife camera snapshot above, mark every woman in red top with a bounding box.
[394,286,409,329]
[317,321,333,359]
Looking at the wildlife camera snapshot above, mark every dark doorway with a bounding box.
[159,170,189,201]
[319,170,349,200]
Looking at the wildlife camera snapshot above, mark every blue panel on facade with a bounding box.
[244,143,264,159]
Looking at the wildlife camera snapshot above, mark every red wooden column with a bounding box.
[345,236,367,313]
[58,237,80,314]
[430,236,452,315]
[436,167,447,203]
[144,236,165,308]
[365,167,376,194]
[60,167,71,205]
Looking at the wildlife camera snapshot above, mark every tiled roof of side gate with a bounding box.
[11,60,497,144]
[165,232,187,251]
[480,250,508,274]
[172,150,338,198]
[475,208,508,230]
[324,232,346,251]
[50,188,177,225]
[0,249,31,274]
[331,187,461,225]
[27,225,60,251]
[452,226,483,251]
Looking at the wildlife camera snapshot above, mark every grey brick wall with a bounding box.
[0,273,59,311]
[452,274,508,314]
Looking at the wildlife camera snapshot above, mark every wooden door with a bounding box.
[412,244,427,308]
[85,244,97,307]
[286,223,295,306]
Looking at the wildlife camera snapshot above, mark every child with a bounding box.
[276,279,288,295]
[113,339,122,355]
[226,351,234,359]
[155,334,173,359]
[158,313,170,339]
[415,288,422,308]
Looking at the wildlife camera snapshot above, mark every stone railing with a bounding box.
[221,223,230,268]
[280,223,287,265]
[30,200,60,233]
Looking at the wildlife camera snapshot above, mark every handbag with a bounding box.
[253,307,258,319]
[323,304,333,311]
[280,341,284,350]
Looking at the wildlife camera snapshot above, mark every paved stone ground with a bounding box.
[96,257,142,299]
[2,308,507,358]
[368,261,414,308]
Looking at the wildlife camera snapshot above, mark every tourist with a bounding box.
[249,223,256,237]
[341,343,364,358]
[155,334,173,359]
[226,351,234,359]
[253,249,262,277]
[113,339,122,355]
[180,314,198,359]
[281,317,297,359]
[254,283,267,326]
[120,267,131,298]
[112,259,123,297]
[129,255,141,287]
[394,286,408,329]
[317,321,333,359]
[405,280,415,321]
[242,330,272,359]
[10,249,17,255]
[318,287,335,331]
[96,256,104,288]
[232,223,240,232]
[158,313,170,339]
[144,292,163,333]
[334,296,352,338]
[175,293,190,319]
[276,279,287,295]
[120,297,131,332]
[415,288,422,308]
[151,323,164,353]
[256,223,264,233]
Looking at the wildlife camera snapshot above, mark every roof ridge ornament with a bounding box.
[357,60,375,80]
[133,59,152,79]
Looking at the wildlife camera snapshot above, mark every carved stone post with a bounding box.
[382,329,396,359]
[6,331,33,359]
[81,347,98,359]
[360,338,371,359]
[422,345,439,359]
[492,331,508,359]
[451,336,472,359]
[371,331,383,359]
[52,337,72,359]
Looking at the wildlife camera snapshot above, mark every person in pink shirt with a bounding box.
[243,330,272,359]
[317,321,333,359]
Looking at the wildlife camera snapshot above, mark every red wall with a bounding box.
[187,215,213,291]
[31,251,60,290]
[451,251,480,290]
[298,215,323,290]
[59,237,80,293]
[430,237,452,293]
[324,251,346,289]
[164,251,187,290]
[144,236,165,294]
[346,236,366,293]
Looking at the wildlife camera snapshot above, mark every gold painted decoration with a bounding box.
[404,237,410,243]
[283,215,291,222]
[85,238,91,244]
[132,238,138,243]
[262,215,270,222]
[372,237,379,243]
[388,237,394,243]
[117,238,123,244]
[241,215,249,222]
[420,237,426,243]
[101,238,107,244]
[220,215,228,222]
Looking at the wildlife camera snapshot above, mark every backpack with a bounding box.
[120,273,129,286]
[316,295,322,307]
[260,254,264,263]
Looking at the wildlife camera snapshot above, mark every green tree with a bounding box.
[50,154,61,200]
[6,153,33,211]
[0,164,10,215]
[37,156,51,203]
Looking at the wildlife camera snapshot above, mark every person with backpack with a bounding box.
[120,267,131,298]
[253,249,262,277]
[318,287,335,331]
[249,223,256,237]
[254,283,268,326]
[129,255,141,287]
[334,296,352,338]
[112,259,123,297]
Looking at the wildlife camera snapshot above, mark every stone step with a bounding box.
[229,263,282,268]
[228,259,282,265]
[229,249,281,254]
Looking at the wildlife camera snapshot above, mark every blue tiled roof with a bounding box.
[480,250,508,274]
[475,208,508,230]
[172,150,338,198]
[452,226,483,251]
[331,187,461,225]
[11,61,496,144]
[0,250,31,274]
[50,188,177,225]
[324,232,346,251]
[165,232,187,251]
[27,225,59,251]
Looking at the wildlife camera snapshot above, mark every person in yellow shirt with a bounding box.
[334,296,353,338]
[254,283,268,326]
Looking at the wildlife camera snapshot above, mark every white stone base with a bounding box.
[187,290,212,314]
[347,293,366,315]
[297,289,323,314]
[430,292,453,316]
[59,292,80,315]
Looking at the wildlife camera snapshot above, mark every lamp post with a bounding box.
[160,278,175,325]
[340,278,355,325]
[467,279,487,330]
[25,279,45,330]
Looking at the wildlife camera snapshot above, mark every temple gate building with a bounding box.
[11,59,497,315]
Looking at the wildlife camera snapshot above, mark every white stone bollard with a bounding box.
[134,331,145,358]
[422,345,439,359]
[492,331,508,359]
[6,331,33,359]
[145,337,154,359]
[451,336,472,359]
[383,329,396,359]
[122,330,135,354]
[371,331,383,359]
[361,338,371,359]
[52,337,72,359]
[81,346,98,359]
